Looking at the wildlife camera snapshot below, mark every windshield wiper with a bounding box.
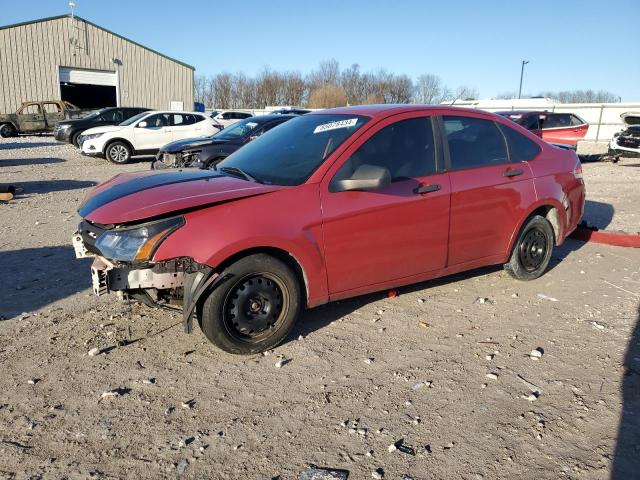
[218,166,260,183]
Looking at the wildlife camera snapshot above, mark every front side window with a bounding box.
[142,113,170,128]
[218,114,370,186]
[570,115,585,126]
[20,104,42,115]
[333,117,436,187]
[498,123,541,162]
[443,116,508,169]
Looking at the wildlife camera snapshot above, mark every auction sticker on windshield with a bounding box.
[313,118,358,134]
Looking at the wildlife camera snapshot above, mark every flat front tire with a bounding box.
[0,124,16,138]
[504,215,554,281]
[106,141,132,164]
[199,254,302,354]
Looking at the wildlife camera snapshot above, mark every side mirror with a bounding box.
[333,164,391,192]
[138,121,148,128]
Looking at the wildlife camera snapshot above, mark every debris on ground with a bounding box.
[537,294,559,302]
[99,387,130,400]
[299,465,349,480]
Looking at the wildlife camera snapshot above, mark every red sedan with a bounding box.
[496,110,589,146]
[73,105,585,354]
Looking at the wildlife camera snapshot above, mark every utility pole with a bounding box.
[518,60,529,99]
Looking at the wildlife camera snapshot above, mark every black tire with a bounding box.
[105,141,132,164]
[71,131,82,148]
[199,254,302,354]
[202,156,225,170]
[0,123,16,138]
[504,215,554,281]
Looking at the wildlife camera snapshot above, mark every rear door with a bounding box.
[43,102,65,127]
[320,113,451,295]
[16,103,46,132]
[541,113,587,145]
[169,113,197,140]
[442,114,537,266]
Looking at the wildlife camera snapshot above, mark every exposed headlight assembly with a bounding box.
[95,216,184,262]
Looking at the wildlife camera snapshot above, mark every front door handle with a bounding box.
[415,184,441,194]
[504,168,524,178]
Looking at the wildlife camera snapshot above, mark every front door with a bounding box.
[320,114,450,295]
[16,103,46,132]
[134,113,173,150]
[441,114,537,265]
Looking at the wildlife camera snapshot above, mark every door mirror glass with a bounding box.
[332,164,391,192]
[138,121,148,128]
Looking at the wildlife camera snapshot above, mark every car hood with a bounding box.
[160,136,229,153]
[82,125,125,136]
[79,169,286,225]
[621,112,640,126]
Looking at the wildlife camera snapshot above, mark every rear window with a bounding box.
[498,123,541,162]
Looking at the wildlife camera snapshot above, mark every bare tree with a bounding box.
[415,74,443,104]
[308,84,348,108]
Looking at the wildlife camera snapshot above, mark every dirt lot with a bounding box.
[1,137,639,480]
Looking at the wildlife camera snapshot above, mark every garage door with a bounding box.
[59,67,117,86]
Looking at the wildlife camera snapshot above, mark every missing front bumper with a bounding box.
[89,256,184,296]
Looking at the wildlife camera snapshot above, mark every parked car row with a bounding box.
[73,105,586,354]
[152,114,296,169]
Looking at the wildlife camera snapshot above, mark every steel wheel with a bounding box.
[222,273,289,343]
[518,227,548,272]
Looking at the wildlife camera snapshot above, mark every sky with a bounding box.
[4,0,640,101]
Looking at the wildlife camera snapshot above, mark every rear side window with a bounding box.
[43,102,62,113]
[498,123,541,162]
[570,115,585,126]
[334,117,437,183]
[520,114,541,131]
[443,116,508,169]
[544,114,572,129]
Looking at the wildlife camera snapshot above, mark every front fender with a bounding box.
[153,184,328,307]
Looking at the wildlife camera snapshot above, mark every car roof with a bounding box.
[310,104,491,119]
[143,110,205,115]
[242,114,297,122]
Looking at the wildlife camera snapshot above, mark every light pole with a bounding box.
[518,60,529,99]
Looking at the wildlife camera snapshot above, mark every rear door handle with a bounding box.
[415,184,441,194]
[504,168,524,178]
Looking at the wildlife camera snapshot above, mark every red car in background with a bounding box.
[496,110,589,146]
[73,105,585,354]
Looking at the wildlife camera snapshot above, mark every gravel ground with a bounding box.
[0,136,639,479]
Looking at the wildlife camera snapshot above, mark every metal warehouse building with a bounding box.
[0,14,194,113]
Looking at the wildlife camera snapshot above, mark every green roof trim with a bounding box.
[0,14,195,70]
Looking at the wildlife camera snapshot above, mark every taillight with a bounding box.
[573,162,583,180]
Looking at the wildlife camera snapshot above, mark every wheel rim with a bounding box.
[518,227,548,272]
[222,273,288,343]
[1,125,10,136]
[109,145,128,162]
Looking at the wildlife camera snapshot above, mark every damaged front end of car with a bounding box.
[73,216,205,308]
[609,113,640,159]
[152,149,205,170]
